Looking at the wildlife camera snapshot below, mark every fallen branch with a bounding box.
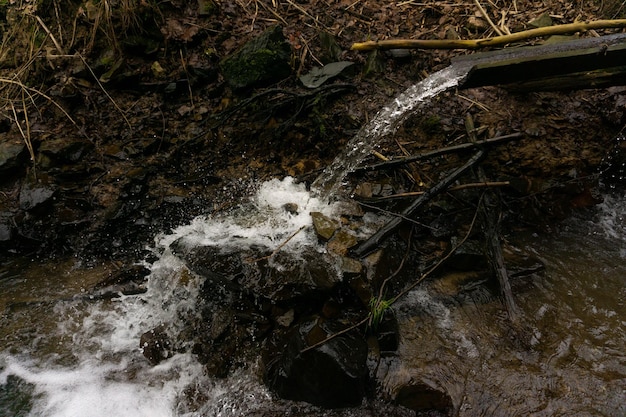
[361,181,510,202]
[352,149,486,258]
[351,19,626,51]
[246,225,306,263]
[465,114,520,324]
[354,132,521,173]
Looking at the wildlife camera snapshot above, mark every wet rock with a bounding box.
[333,200,364,218]
[220,25,292,89]
[0,139,26,175]
[171,240,341,303]
[337,255,363,279]
[282,202,299,215]
[209,307,234,340]
[252,249,341,301]
[432,270,488,297]
[394,382,453,415]
[0,212,14,242]
[327,229,358,255]
[18,173,57,211]
[363,242,412,295]
[311,211,339,241]
[88,264,150,298]
[275,308,295,327]
[140,325,172,365]
[348,275,373,306]
[446,239,488,271]
[265,316,368,408]
[169,240,244,292]
[375,311,399,353]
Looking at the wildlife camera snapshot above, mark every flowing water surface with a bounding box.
[2,53,625,415]
[310,62,472,197]
[1,182,624,416]
[391,190,626,416]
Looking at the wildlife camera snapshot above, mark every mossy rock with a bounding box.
[220,25,292,90]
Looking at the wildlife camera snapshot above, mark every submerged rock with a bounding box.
[394,381,453,415]
[264,316,368,408]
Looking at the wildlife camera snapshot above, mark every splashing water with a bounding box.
[311,62,473,197]
[2,47,626,415]
[0,178,344,417]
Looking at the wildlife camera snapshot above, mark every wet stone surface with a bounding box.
[264,316,369,409]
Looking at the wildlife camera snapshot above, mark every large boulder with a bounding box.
[264,316,369,408]
[169,239,341,303]
[219,25,292,90]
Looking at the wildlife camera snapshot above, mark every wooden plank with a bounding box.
[455,33,626,90]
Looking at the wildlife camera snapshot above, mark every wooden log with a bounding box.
[456,33,626,90]
[352,149,486,258]
[503,65,626,91]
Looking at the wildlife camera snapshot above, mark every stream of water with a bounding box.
[310,62,472,197]
[1,54,625,415]
[1,181,624,416]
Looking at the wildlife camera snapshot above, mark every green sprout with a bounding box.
[368,296,392,332]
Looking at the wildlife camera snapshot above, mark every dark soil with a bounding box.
[0,0,624,262]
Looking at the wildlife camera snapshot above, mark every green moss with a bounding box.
[220,25,292,89]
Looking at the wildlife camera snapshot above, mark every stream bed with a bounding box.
[0,179,624,416]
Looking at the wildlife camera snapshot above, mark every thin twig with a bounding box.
[356,201,436,230]
[389,195,483,305]
[34,15,66,54]
[300,316,370,353]
[0,78,81,134]
[362,181,510,202]
[376,228,413,302]
[354,132,522,173]
[179,49,194,109]
[247,225,306,263]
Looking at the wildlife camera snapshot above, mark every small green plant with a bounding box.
[368,296,392,332]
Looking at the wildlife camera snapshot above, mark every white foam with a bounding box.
[0,353,203,417]
[156,177,337,253]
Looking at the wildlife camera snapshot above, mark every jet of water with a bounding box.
[311,62,474,198]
